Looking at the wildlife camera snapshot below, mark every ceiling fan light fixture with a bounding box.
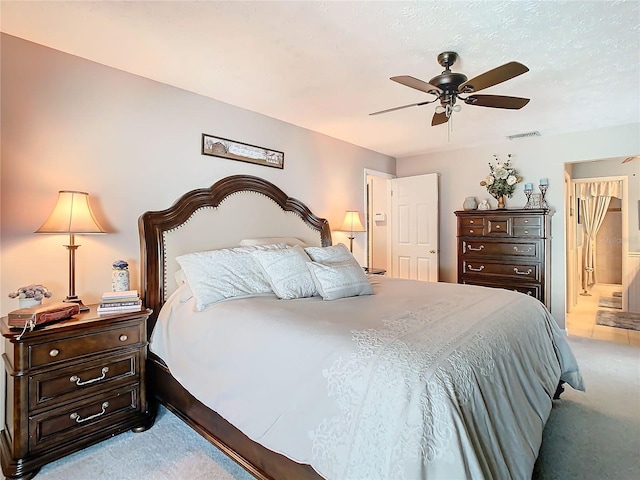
[435,105,445,114]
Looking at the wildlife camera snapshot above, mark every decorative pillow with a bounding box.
[240,237,307,247]
[306,261,374,301]
[251,245,317,299]
[305,243,355,264]
[175,244,284,311]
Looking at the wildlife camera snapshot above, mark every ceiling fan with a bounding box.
[371,51,530,126]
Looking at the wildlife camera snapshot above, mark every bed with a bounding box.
[138,174,583,480]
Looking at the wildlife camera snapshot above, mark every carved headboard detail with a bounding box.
[138,175,332,335]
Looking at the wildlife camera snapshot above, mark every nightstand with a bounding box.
[0,305,154,480]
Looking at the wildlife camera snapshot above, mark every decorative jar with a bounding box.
[463,196,478,210]
[112,260,130,292]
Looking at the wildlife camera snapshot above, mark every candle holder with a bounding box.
[523,188,534,209]
[539,184,549,209]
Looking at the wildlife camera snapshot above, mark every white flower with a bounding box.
[494,168,509,180]
[495,163,504,170]
[506,175,517,185]
[485,175,494,185]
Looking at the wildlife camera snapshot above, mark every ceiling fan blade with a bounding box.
[391,76,442,95]
[459,62,529,93]
[622,156,637,163]
[431,111,448,126]
[370,100,433,116]
[464,95,530,109]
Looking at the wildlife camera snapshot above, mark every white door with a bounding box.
[390,173,439,281]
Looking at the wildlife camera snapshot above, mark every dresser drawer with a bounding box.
[29,324,141,369]
[486,218,511,236]
[29,385,140,454]
[30,351,141,411]
[461,240,539,258]
[462,260,540,282]
[461,279,541,300]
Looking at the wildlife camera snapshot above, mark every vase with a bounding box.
[463,196,478,211]
[19,298,41,309]
[496,195,506,209]
[112,268,130,292]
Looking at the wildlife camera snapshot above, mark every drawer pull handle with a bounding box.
[514,267,533,275]
[119,334,128,342]
[467,244,484,251]
[524,230,529,234]
[513,246,532,253]
[70,367,109,386]
[70,402,109,424]
[524,219,529,223]
[49,349,60,357]
[469,229,474,233]
[496,225,501,229]
[467,265,485,272]
[470,220,474,224]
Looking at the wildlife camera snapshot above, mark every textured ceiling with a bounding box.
[1,1,639,158]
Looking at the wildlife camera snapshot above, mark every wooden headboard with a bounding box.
[138,175,332,335]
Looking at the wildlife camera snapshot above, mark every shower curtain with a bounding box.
[578,180,623,290]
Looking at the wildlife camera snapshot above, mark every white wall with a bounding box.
[396,123,640,327]
[0,33,394,316]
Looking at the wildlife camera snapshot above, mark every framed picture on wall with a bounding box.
[201,134,284,169]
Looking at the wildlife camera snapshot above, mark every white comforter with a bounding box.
[151,277,583,480]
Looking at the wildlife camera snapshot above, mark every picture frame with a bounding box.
[201,134,284,169]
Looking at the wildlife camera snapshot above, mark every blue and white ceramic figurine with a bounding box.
[112,260,130,292]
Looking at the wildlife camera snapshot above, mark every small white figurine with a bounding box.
[478,200,490,210]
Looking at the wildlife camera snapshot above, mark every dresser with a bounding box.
[455,208,551,309]
[1,306,154,480]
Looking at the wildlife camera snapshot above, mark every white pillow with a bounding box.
[306,261,374,301]
[240,237,307,247]
[305,243,355,264]
[251,245,316,299]
[175,244,283,311]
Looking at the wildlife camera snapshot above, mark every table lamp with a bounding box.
[338,210,366,252]
[36,191,105,311]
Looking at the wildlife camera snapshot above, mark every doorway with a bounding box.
[565,159,637,345]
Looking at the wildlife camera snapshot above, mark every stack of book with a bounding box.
[97,290,142,315]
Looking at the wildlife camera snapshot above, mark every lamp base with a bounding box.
[64,296,89,312]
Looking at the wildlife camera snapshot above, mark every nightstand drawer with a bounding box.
[29,385,140,454]
[29,324,141,368]
[30,351,141,411]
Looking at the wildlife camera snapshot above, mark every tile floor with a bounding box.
[565,283,640,346]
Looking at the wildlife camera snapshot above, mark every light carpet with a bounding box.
[32,336,640,480]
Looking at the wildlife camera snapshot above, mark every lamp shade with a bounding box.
[338,211,366,233]
[35,191,105,234]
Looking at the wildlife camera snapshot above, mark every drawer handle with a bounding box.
[513,246,532,253]
[514,267,533,275]
[496,225,501,229]
[70,367,109,386]
[467,244,484,251]
[524,230,529,234]
[467,265,485,272]
[469,229,474,233]
[470,220,474,224]
[49,349,60,357]
[70,402,109,424]
[119,334,128,342]
[524,219,529,223]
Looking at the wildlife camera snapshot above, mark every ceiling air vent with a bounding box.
[506,131,541,140]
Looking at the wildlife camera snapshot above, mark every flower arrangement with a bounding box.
[112,260,129,270]
[8,284,52,301]
[480,154,522,199]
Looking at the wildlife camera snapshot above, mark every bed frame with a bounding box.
[139,175,330,479]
